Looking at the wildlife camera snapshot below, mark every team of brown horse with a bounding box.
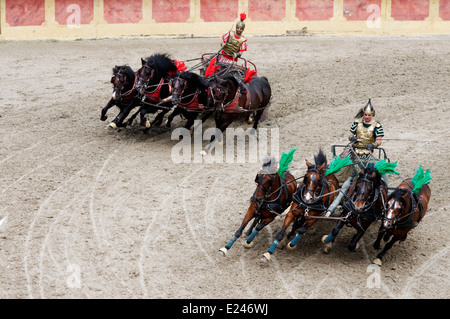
[219,148,431,266]
[101,53,431,267]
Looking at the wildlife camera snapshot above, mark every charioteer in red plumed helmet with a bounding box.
[219,13,248,63]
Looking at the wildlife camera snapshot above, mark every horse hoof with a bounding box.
[286,242,297,251]
[278,238,287,249]
[145,120,151,129]
[219,247,228,256]
[261,252,271,262]
[108,122,117,129]
[243,241,254,248]
[323,243,332,254]
[372,258,382,266]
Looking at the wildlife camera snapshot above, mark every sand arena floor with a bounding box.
[0,35,449,299]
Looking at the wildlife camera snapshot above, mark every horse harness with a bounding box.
[213,81,255,113]
[251,173,294,217]
[292,168,335,214]
[386,189,424,229]
[111,72,137,104]
[343,175,386,224]
[172,77,210,112]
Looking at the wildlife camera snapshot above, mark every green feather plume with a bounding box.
[326,156,353,176]
[278,148,297,178]
[411,165,432,194]
[374,160,400,175]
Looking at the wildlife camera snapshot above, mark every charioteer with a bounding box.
[219,13,248,64]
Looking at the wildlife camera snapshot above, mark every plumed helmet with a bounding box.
[363,98,375,116]
[355,98,375,118]
[236,13,246,31]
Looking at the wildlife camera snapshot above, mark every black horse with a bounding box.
[166,71,215,131]
[101,65,140,127]
[108,53,178,130]
[203,74,271,153]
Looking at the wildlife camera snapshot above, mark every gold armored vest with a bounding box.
[222,31,245,55]
[355,119,378,155]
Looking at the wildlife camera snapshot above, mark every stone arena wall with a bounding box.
[1,0,449,40]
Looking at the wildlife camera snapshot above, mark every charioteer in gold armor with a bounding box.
[349,99,384,156]
[219,13,248,64]
[336,99,385,183]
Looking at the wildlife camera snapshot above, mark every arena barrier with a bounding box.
[1,0,449,40]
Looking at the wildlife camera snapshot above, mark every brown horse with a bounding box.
[262,150,340,261]
[321,165,388,253]
[219,157,297,256]
[372,178,431,266]
[203,75,271,154]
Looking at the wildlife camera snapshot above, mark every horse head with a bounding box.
[170,74,185,106]
[111,65,135,101]
[352,166,382,214]
[252,156,278,205]
[302,160,327,204]
[383,189,408,229]
[135,58,156,94]
[209,75,237,110]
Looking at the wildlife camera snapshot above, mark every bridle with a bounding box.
[343,173,384,226]
[136,64,155,91]
[253,173,276,200]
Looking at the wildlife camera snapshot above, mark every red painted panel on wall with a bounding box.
[153,0,190,23]
[248,0,285,21]
[200,0,238,22]
[439,0,450,20]
[391,0,430,21]
[343,0,382,21]
[6,0,45,26]
[296,0,334,21]
[55,0,94,25]
[103,0,142,24]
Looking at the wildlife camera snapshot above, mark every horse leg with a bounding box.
[219,202,257,256]
[126,108,142,126]
[373,235,401,266]
[287,214,320,251]
[252,109,265,130]
[243,216,275,248]
[166,108,181,128]
[139,107,151,128]
[202,118,230,155]
[152,109,168,127]
[348,229,366,252]
[322,220,346,254]
[348,218,373,252]
[373,225,388,250]
[109,100,137,128]
[263,210,298,260]
[101,99,115,121]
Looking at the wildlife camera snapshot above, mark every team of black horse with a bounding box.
[101,53,271,143]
